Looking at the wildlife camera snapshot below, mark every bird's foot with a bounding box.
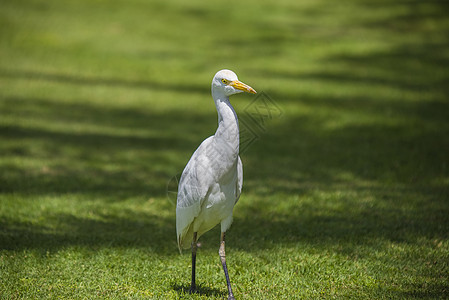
[188,285,196,294]
[227,295,236,300]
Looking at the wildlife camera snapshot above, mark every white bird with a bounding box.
[176,69,256,299]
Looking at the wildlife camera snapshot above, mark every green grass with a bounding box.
[1,0,448,298]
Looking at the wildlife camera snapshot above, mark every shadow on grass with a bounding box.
[0,210,177,253]
[231,187,449,252]
[171,283,225,298]
[1,182,446,254]
[402,282,449,299]
[0,95,216,198]
[0,69,209,95]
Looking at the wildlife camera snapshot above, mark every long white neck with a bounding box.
[212,90,240,160]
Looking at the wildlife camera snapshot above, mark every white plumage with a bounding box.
[175,69,256,298]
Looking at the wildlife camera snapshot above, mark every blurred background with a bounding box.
[1,0,448,298]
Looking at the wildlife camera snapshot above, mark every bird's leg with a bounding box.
[219,232,235,300]
[189,232,198,294]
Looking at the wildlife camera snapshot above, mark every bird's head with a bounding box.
[212,69,257,97]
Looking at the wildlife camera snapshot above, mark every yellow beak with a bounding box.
[230,80,257,94]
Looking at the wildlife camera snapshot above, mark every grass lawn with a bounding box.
[1,0,448,298]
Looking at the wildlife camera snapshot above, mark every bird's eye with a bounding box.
[221,79,228,84]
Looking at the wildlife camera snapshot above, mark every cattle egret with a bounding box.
[176,69,256,299]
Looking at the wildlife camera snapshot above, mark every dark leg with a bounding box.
[189,232,198,294]
[219,232,235,300]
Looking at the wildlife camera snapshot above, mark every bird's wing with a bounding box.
[235,155,243,204]
[176,136,214,250]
